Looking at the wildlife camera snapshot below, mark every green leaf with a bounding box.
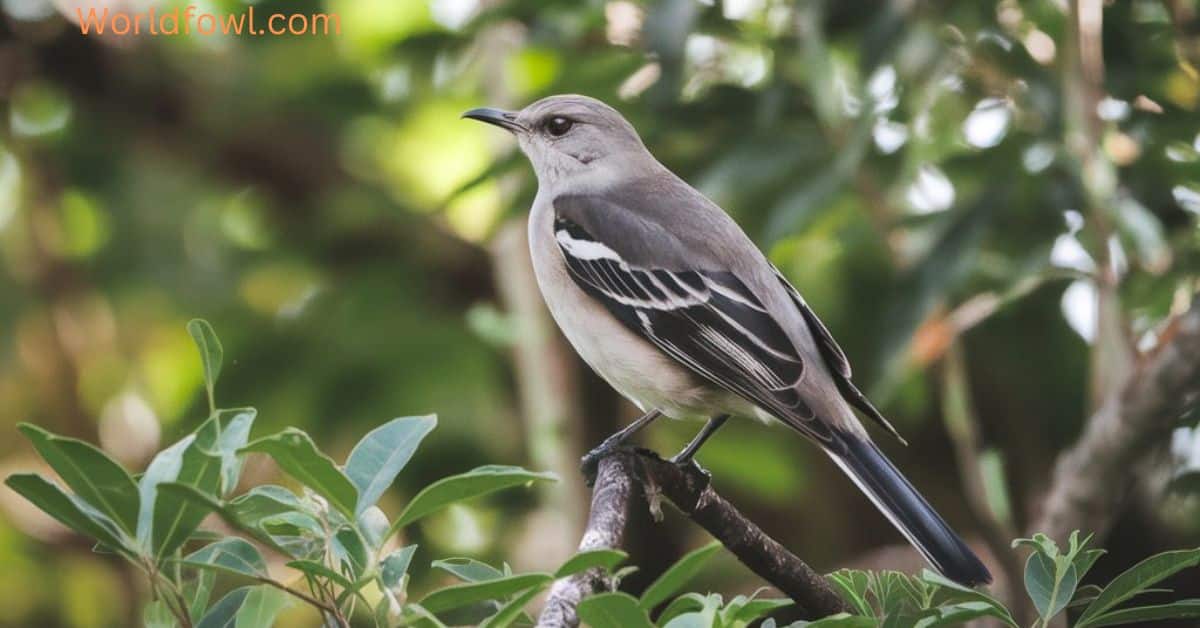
[332,526,368,578]
[918,570,1016,627]
[577,592,654,628]
[345,415,437,516]
[389,465,556,533]
[143,600,177,628]
[554,548,629,578]
[479,585,541,628]
[204,408,256,496]
[1025,551,1076,620]
[915,601,1009,627]
[380,545,419,590]
[197,587,250,628]
[228,485,307,528]
[286,559,355,590]
[5,474,129,552]
[18,423,140,534]
[234,585,290,628]
[239,428,358,519]
[433,557,505,582]
[419,573,553,613]
[661,593,721,628]
[189,570,216,621]
[184,538,269,579]
[639,541,722,611]
[188,319,223,412]
[656,593,707,625]
[1077,548,1200,626]
[145,432,223,559]
[358,506,390,548]
[1083,599,1200,627]
[795,614,877,627]
[829,570,873,616]
[732,598,794,623]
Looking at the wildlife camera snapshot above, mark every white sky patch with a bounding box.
[873,119,908,154]
[1050,210,1096,273]
[723,0,763,21]
[867,65,899,113]
[1023,143,1056,172]
[905,164,955,214]
[1061,280,1097,343]
[1097,97,1131,122]
[430,0,479,30]
[1173,184,1200,216]
[964,98,1011,149]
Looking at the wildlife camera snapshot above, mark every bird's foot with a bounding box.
[580,440,628,486]
[668,453,711,482]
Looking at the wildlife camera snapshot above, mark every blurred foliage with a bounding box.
[0,0,1199,625]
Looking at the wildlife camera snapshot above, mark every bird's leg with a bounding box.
[670,414,730,468]
[581,409,663,480]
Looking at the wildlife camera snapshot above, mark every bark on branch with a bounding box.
[1034,294,1200,542]
[536,449,848,627]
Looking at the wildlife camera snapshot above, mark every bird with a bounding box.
[463,94,992,587]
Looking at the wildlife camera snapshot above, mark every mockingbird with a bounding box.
[464,94,992,587]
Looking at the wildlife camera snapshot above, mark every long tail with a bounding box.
[827,432,992,587]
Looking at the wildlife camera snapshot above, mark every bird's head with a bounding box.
[463,94,650,188]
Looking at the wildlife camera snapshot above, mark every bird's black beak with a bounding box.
[461,107,526,133]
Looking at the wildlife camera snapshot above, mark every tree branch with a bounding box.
[536,449,847,627]
[1034,294,1200,541]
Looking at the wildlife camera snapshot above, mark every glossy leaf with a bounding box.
[18,423,140,534]
[919,570,1016,626]
[577,592,654,628]
[345,414,436,515]
[197,587,251,628]
[554,548,629,578]
[433,557,504,582]
[1084,599,1200,627]
[479,585,541,628]
[639,541,722,610]
[5,473,128,552]
[205,408,256,496]
[184,538,269,579]
[1077,549,1200,626]
[147,433,223,559]
[188,318,223,411]
[143,600,176,628]
[389,465,556,533]
[189,570,216,621]
[233,585,290,628]
[227,485,307,528]
[380,545,419,590]
[239,429,358,519]
[418,573,553,613]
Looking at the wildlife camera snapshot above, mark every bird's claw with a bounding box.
[668,455,711,482]
[580,443,621,486]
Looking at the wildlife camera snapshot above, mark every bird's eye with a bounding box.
[545,116,574,137]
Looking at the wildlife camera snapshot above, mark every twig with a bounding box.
[538,454,638,628]
[258,577,347,627]
[1034,294,1200,541]
[536,450,847,627]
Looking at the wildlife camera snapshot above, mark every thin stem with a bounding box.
[258,578,347,627]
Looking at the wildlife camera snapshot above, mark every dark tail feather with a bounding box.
[828,432,992,587]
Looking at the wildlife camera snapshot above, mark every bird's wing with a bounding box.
[553,194,835,445]
[769,266,906,444]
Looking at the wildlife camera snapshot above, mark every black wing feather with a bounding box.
[553,213,832,443]
[771,266,906,444]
